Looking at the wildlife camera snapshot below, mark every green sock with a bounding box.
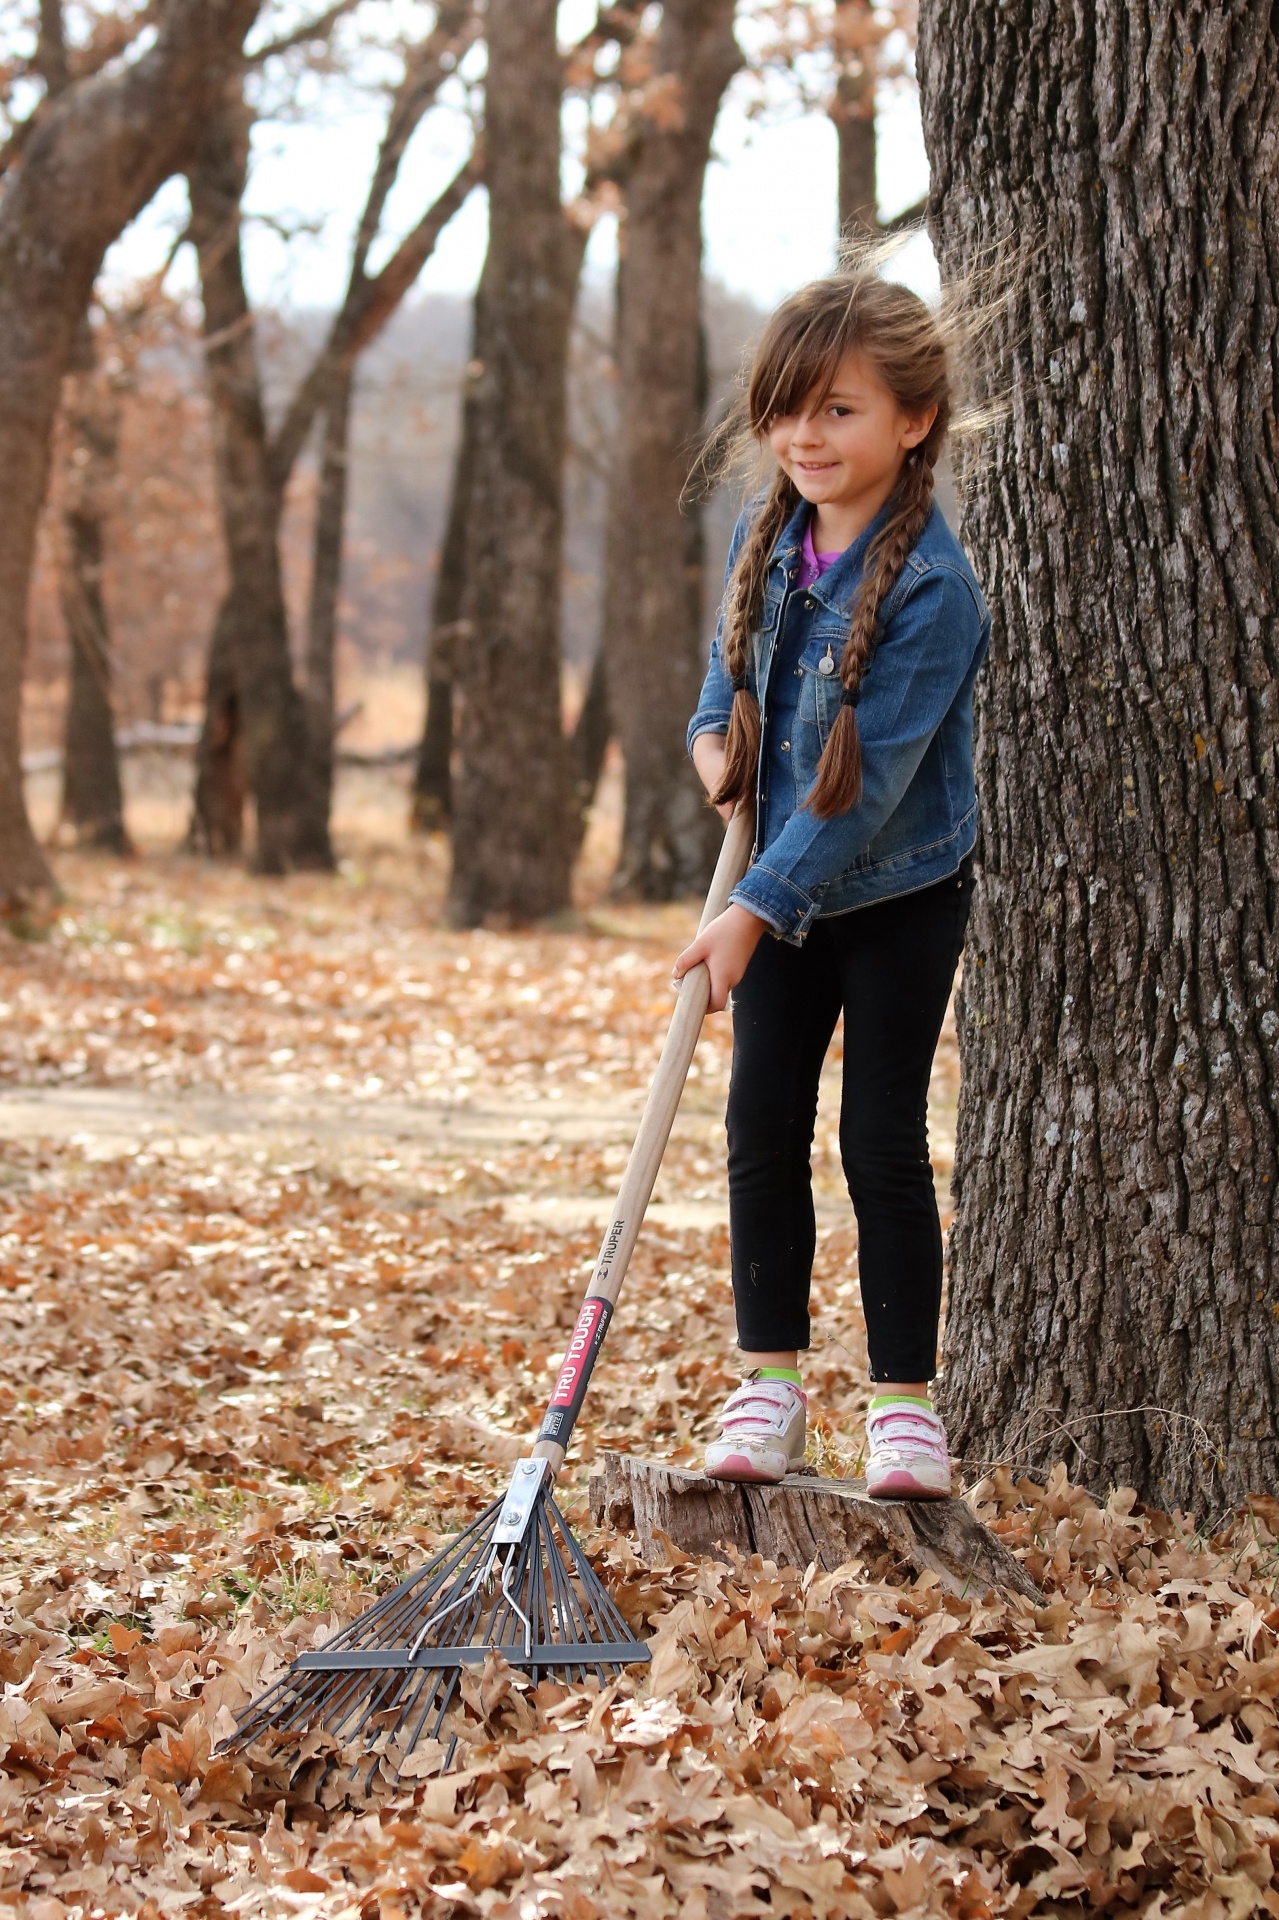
[757,1366,803,1388]
[869,1392,933,1412]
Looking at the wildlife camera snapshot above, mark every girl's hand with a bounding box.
[691,732,734,822]
[673,905,767,1013]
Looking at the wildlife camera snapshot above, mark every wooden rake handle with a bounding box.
[532,806,755,1473]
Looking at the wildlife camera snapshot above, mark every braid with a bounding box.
[709,469,800,810]
[805,447,936,820]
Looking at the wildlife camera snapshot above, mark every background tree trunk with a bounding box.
[411,366,481,833]
[598,0,740,901]
[447,0,581,924]
[187,9,478,864]
[919,0,1279,1514]
[0,0,262,908]
[189,601,246,857]
[831,0,877,235]
[304,363,354,828]
[58,317,130,853]
[187,79,332,874]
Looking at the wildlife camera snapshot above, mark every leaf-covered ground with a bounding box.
[2,849,1277,1919]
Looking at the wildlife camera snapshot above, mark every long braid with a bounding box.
[710,468,800,810]
[805,444,937,820]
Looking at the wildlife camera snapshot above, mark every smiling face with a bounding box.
[766,349,937,542]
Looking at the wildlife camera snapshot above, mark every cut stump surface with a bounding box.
[589,1451,1043,1603]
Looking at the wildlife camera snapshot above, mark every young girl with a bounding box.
[673,260,990,1500]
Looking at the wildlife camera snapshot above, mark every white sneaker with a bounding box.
[703,1376,807,1484]
[865,1401,952,1500]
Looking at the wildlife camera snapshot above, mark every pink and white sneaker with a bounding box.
[865,1401,952,1499]
[703,1376,807,1484]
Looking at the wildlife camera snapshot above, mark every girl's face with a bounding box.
[766,349,936,514]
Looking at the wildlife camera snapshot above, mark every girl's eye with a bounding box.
[829,405,852,418]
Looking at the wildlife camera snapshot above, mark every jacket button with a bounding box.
[804,598,815,610]
[780,740,791,752]
[794,667,803,677]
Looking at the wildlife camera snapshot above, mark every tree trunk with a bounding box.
[0,0,263,908]
[58,319,130,854]
[186,79,332,874]
[304,363,354,829]
[918,1,1279,1514]
[831,0,878,236]
[599,0,741,901]
[189,593,246,857]
[447,0,581,925]
[411,366,481,834]
[568,644,611,859]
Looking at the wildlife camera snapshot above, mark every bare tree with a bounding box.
[596,0,741,900]
[410,362,479,832]
[411,6,646,850]
[919,0,1279,1512]
[187,1,480,867]
[187,78,328,871]
[446,0,580,923]
[57,316,131,854]
[0,0,263,909]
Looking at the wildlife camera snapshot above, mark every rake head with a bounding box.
[227,1459,649,1790]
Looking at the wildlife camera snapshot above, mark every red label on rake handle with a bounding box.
[538,1296,614,1447]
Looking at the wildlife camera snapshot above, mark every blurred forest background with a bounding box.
[9,0,938,920]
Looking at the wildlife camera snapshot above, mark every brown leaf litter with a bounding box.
[1,854,1276,1917]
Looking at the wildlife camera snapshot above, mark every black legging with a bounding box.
[726,856,974,1382]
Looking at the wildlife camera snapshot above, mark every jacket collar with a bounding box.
[771,494,903,618]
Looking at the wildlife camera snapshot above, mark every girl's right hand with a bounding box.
[691,731,734,821]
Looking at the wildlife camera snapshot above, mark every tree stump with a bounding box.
[588,1452,1043,1603]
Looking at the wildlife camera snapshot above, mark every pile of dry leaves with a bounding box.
[1,851,1276,1919]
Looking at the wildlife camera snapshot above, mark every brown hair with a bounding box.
[708,243,957,820]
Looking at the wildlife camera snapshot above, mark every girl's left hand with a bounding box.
[672,905,767,1013]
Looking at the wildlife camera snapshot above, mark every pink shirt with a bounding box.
[797,517,844,589]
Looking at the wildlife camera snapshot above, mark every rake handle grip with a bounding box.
[533,804,755,1472]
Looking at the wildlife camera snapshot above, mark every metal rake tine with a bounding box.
[554,1497,634,1641]
[541,1511,585,1681]
[328,1501,503,1652]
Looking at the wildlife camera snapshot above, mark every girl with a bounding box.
[674,259,990,1500]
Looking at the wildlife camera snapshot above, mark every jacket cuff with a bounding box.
[730,865,822,946]
[686,713,731,758]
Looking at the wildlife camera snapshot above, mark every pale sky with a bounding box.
[103,6,937,314]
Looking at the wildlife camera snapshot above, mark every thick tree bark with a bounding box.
[58,319,130,854]
[304,363,354,826]
[187,80,332,874]
[0,0,262,908]
[919,1,1279,1514]
[598,0,741,901]
[447,0,582,924]
[411,367,481,833]
[831,0,878,236]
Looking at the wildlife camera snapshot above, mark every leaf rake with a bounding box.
[227,808,754,1788]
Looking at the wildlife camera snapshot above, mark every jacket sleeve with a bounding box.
[729,564,989,940]
[686,507,752,754]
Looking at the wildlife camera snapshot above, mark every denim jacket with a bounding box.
[687,494,990,942]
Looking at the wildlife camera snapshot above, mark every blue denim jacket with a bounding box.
[687,494,990,942]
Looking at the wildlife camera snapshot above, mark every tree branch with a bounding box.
[346,0,479,285]
[34,1,70,97]
[881,193,929,234]
[246,0,364,65]
[267,142,482,490]
[0,1,163,178]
